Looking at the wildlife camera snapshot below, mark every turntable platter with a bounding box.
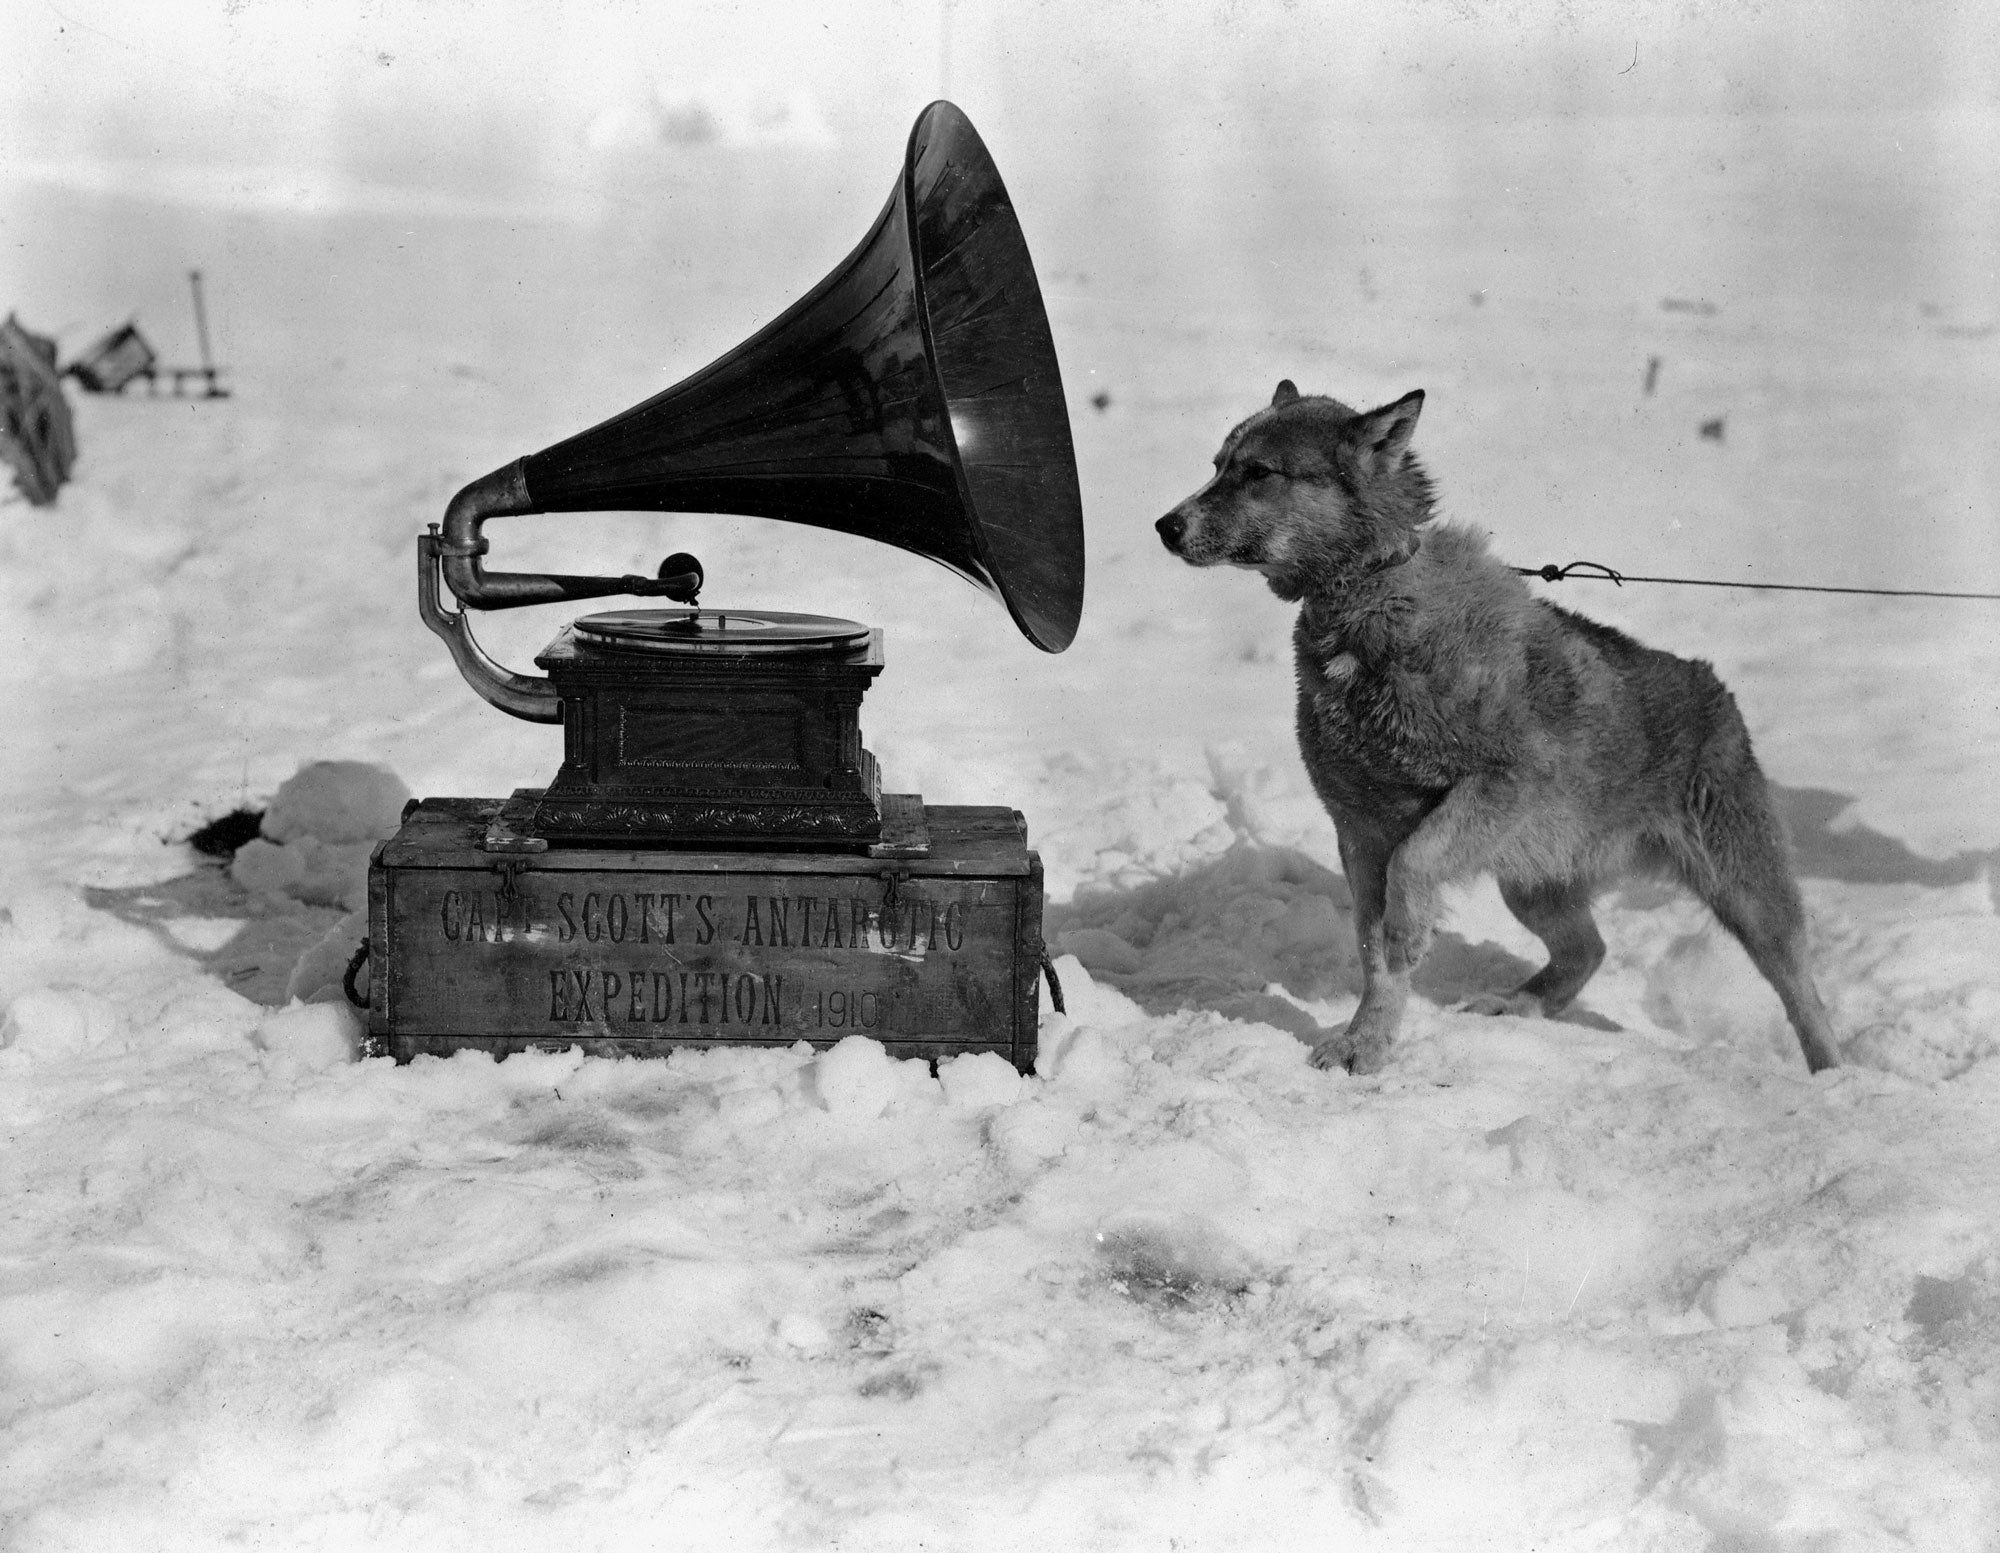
[572,608,872,656]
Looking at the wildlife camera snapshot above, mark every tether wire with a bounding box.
[1512,560,2000,601]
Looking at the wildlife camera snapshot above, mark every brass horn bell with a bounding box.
[421,100,1085,723]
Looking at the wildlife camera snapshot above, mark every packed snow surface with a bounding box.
[5,98,2000,1551]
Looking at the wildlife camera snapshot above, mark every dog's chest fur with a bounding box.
[1290,528,1534,793]
[1294,607,1461,792]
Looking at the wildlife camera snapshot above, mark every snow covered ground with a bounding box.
[5,19,2000,1548]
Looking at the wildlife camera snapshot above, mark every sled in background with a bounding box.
[66,270,231,400]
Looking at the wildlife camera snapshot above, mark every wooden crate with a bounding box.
[368,796,1044,1069]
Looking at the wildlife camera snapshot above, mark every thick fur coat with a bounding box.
[1157,382,1840,1075]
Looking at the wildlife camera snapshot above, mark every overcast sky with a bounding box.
[7,0,1997,222]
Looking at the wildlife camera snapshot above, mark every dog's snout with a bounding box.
[1155,512,1186,552]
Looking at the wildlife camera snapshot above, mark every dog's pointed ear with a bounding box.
[1272,379,1300,407]
[1352,390,1424,477]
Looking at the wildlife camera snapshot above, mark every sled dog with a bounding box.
[1155,381,1840,1076]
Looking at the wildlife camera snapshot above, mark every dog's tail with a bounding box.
[1669,665,1839,1071]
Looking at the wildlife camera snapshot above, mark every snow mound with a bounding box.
[937,1050,1024,1109]
[0,987,125,1059]
[229,761,410,913]
[261,761,413,846]
[808,1035,940,1120]
[251,1000,362,1071]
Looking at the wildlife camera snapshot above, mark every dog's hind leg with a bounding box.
[1462,877,1606,1017]
[1677,781,1842,1073]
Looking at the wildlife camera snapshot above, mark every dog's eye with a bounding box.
[1242,463,1277,482]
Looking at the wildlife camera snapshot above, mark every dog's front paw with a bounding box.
[1308,1027,1392,1075]
[1458,991,1546,1019]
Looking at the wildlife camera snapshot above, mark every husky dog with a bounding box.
[1156,381,1840,1076]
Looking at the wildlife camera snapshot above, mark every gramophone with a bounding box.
[365,102,1083,1070]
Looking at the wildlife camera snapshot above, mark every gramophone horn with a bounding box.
[426,99,1084,717]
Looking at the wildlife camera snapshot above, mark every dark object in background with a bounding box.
[66,321,158,393]
[186,808,267,859]
[0,315,77,506]
[65,272,230,399]
[1643,355,1661,395]
[1699,417,1726,442]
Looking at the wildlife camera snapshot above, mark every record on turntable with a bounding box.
[571,608,873,656]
